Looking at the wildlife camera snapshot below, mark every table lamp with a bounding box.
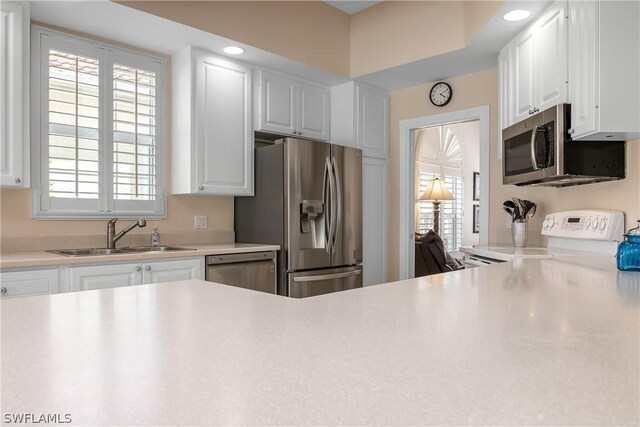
[418,177,455,234]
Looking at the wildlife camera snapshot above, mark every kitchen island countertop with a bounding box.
[1,257,639,426]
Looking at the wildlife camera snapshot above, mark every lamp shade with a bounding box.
[418,177,455,201]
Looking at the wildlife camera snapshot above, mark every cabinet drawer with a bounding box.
[0,269,58,298]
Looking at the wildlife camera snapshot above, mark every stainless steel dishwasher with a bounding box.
[205,251,277,294]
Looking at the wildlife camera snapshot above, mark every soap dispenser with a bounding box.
[617,220,640,271]
[151,223,161,247]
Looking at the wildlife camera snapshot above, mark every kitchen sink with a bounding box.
[48,248,133,257]
[120,246,195,252]
[48,246,195,257]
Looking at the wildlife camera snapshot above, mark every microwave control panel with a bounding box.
[542,210,624,241]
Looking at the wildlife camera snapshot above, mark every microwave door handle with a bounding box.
[530,125,540,171]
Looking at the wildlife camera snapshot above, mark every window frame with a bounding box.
[31,26,166,219]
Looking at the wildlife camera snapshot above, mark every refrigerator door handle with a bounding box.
[331,156,342,250]
[292,270,361,282]
[323,156,334,253]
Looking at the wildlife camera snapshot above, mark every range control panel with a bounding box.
[541,210,624,241]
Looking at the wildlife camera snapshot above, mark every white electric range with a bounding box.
[460,210,625,266]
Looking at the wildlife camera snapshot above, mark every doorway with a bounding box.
[398,106,490,280]
[415,120,480,255]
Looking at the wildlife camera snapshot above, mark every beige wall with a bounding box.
[350,1,466,77]
[119,1,352,77]
[0,189,233,240]
[388,68,640,281]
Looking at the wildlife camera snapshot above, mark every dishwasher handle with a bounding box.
[206,251,276,265]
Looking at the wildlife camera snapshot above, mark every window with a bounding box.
[417,169,464,251]
[33,27,165,218]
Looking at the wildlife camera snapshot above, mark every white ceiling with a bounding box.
[324,1,383,15]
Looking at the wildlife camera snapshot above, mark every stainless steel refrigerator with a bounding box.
[235,137,362,298]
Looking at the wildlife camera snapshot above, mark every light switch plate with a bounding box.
[194,215,208,229]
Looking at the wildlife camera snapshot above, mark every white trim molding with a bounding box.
[398,105,490,280]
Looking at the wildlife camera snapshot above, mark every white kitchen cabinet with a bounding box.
[535,2,568,112]
[70,263,142,292]
[0,1,29,188]
[330,81,389,158]
[142,258,204,284]
[498,47,512,160]
[70,258,204,292]
[255,69,330,141]
[568,0,640,141]
[511,26,537,124]
[362,157,388,286]
[0,268,58,298]
[501,0,567,125]
[172,47,253,196]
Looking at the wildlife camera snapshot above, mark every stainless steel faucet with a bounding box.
[107,218,147,249]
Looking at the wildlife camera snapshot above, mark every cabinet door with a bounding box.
[257,70,296,136]
[357,86,389,159]
[568,0,598,139]
[142,258,203,284]
[0,269,58,298]
[536,1,568,112]
[512,27,537,123]
[297,81,330,141]
[362,157,387,286]
[0,1,28,188]
[195,53,253,195]
[498,47,511,160]
[70,263,142,292]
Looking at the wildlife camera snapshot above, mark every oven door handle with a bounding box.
[530,124,540,171]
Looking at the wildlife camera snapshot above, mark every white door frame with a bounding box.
[398,105,490,280]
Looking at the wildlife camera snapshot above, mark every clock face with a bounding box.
[429,82,452,107]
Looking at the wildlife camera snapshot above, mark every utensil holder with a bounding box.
[511,221,528,247]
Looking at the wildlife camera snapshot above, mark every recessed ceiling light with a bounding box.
[503,10,530,22]
[223,46,245,55]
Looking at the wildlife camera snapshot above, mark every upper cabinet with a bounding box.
[172,47,253,196]
[568,0,640,141]
[500,0,639,142]
[330,81,389,158]
[503,0,568,127]
[0,1,29,188]
[255,69,330,141]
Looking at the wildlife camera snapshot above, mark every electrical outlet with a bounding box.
[194,215,208,229]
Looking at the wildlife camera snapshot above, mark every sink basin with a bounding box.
[121,246,195,252]
[48,246,195,257]
[48,248,132,257]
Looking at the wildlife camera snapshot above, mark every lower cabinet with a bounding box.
[0,268,59,298]
[69,258,204,292]
[70,263,143,292]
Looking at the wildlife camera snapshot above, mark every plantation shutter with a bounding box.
[35,29,164,218]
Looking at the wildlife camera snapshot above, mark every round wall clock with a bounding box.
[429,82,452,107]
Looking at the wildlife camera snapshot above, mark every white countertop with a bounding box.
[0,243,280,269]
[1,258,639,426]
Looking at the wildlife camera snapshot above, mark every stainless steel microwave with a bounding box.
[502,104,625,187]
